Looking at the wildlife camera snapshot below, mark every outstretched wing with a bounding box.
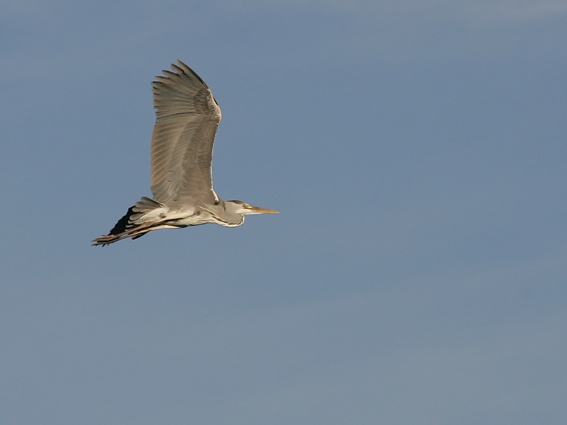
[150,60,222,206]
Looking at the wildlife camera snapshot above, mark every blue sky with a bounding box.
[1,1,566,424]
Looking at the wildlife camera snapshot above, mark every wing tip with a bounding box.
[173,59,209,88]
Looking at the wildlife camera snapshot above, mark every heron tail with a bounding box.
[92,197,164,246]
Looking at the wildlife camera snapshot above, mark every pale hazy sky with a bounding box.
[1,1,566,424]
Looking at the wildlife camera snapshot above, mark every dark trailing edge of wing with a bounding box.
[108,206,146,239]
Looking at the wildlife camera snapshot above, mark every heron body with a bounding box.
[92,60,278,246]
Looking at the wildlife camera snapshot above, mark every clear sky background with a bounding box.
[1,1,566,424]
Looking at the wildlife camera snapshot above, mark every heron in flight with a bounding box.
[92,60,278,246]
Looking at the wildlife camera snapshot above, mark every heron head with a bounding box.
[227,200,279,215]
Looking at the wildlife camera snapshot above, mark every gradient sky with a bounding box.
[1,1,566,424]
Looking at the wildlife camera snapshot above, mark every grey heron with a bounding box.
[92,60,278,246]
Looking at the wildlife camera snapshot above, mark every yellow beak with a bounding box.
[249,206,280,214]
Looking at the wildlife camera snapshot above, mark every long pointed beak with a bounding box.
[249,206,279,214]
